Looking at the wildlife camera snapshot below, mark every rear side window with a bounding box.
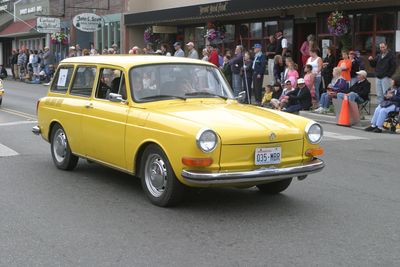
[70,66,97,97]
[50,66,74,93]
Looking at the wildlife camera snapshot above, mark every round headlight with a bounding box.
[196,129,218,153]
[305,122,323,144]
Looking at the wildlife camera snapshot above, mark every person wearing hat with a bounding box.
[337,70,371,104]
[252,43,266,104]
[173,42,184,57]
[283,78,312,113]
[186,42,199,59]
[68,46,76,58]
[270,79,294,110]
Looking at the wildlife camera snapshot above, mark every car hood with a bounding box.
[148,101,305,145]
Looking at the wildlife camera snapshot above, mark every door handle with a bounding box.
[85,103,94,109]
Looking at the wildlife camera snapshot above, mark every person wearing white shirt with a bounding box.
[173,42,185,57]
[186,42,199,59]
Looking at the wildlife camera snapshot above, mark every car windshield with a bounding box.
[129,64,233,102]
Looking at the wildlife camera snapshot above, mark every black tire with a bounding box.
[0,97,2,106]
[140,144,185,207]
[256,178,292,194]
[50,124,79,170]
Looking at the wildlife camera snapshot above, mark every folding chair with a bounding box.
[358,100,370,115]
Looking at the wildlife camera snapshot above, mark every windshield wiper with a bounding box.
[185,92,228,100]
[140,94,186,101]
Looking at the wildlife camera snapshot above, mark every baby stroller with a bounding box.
[383,107,400,133]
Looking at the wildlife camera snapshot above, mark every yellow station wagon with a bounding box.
[33,56,324,206]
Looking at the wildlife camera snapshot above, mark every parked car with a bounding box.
[33,56,325,206]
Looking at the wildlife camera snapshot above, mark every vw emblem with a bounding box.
[269,132,276,141]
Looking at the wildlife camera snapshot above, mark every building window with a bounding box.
[318,11,397,73]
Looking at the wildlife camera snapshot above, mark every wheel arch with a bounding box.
[133,140,172,177]
[48,120,63,141]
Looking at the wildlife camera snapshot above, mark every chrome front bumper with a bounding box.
[181,158,325,185]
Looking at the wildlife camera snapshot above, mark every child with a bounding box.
[261,85,273,107]
[304,64,317,108]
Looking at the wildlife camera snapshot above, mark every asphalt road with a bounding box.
[1,80,399,267]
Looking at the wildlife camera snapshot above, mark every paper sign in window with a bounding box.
[57,69,69,87]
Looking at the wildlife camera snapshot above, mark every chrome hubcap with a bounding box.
[145,154,168,198]
[53,129,67,163]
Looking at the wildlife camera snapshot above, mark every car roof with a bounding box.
[60,55,215,69]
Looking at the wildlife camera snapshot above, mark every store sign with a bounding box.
[20,6,42,15]
[36,17,60,33]
[0,0,9,10]
[199,2,228,15]
[73,13,102,32]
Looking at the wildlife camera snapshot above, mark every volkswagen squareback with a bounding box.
[33,56,324,206]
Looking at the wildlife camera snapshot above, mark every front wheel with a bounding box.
[50,124,79,170]
[140,144,185,207]
[256,178,292,194]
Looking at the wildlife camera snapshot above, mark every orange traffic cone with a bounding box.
[337,94,351,126]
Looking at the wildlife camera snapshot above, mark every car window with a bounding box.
[129,64,233,102]
[50,66,74,93]
[70,66,97,97]
[95,68,125,100]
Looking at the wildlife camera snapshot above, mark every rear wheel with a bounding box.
[50,124,79,170]
[140,144,185,207]
[256,178,292,194]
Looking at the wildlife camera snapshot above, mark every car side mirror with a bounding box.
[108,93,124,103]
[235,91,246,103]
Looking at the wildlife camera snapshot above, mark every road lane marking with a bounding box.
[324,131,368,141]
[0,143,19,157]
[0,120,38,127]
[0,108,37,120]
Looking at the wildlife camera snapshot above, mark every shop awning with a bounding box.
[0,18,38,38]
[124,0,379,25]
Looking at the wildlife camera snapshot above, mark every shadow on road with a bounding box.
[73,160,310,213]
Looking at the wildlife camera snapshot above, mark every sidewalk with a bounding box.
[299,110,372,129]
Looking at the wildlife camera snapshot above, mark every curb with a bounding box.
[299,111,371,128]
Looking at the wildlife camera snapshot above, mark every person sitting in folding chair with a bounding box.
[337,70,370,104]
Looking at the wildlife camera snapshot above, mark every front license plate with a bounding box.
[255,147,281,165]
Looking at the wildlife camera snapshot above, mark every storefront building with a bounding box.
[0,0,49,66]
[124,0,399,75]
[49,0,125,59]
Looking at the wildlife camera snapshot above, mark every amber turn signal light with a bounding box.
[182,157,213,167]
[305,147,324,157]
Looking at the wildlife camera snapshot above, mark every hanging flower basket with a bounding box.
[144,26,153,44]
[204,21,226,44]
[327,11,350,37]
[51,32,68,45]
